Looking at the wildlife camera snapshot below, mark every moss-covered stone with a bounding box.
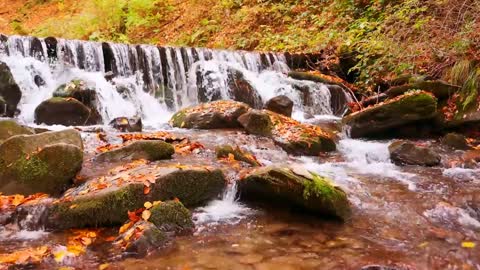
[215,144,261,166]
[46,165,225,229]
[0,120,34,144]
[385,80,460,99]
[239,109,336,155]
[96,140,174,162]
[113,220,167,257]
[0,129,84,195]
[441,133,471,150]
[239,166,350,220]
[149,201,194,233]
[0,143,83,195]
[34,97,92,126]
[343,91,438,138]
[169,100,250,129]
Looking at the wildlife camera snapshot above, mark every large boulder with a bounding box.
[0,129,84,195]
[239,109,336,155]
[96,140,174,162]
[169,100,249,129]
[239,166,350,220]
[46,164,225,229]
[34,97,93,126]
[385,80,460,100]
[264,95,293,117]
[343,91,438,138]
[0,120,34,144]
[388,141,441,166]
[0,62,22,117]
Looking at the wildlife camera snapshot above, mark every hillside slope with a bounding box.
[1,0,479,89]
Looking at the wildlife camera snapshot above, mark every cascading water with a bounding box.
[0,34,351,127]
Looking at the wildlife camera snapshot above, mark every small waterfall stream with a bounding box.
[0,35,351,127]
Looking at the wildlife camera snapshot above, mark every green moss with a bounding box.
[139,141,174,160]
[149,200,194,232]
[13,154,49,183]
[49,184,146,229]
[303,173,336,201]
[169,110,187,127]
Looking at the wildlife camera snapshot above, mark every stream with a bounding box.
[0,35,479,269]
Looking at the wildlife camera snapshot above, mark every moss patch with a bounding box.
[149,201,194,233]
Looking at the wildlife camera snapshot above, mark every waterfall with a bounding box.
[0,35,350,126]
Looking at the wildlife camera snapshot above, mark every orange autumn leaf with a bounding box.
[143,185,151,195]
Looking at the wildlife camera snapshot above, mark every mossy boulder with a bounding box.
[34,97,93,126]
[96,140,174,162]
[53,80,97,107]
[0,62,22,117]
[215,144,261,166]
[238,165,350,220]
[169,100,249,129]
[343,91,438,138]
[0,120,34,144]
[385,80,460,100]
[239,109,336,155]
[441,133,471,150]
[46,164,225,229]
[149,200,194,234]
[114,220,167,257]
[238,109,273,137]
[0,129,84,195]
[389,141,441,166]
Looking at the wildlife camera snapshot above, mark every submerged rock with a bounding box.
[96,140,174,162]
[149,200,194,234]
[264,95,294,117]
[441,133,471,150]
[343,91,437,138]
[0,120,34,144]
[0,62,22,117]
[239,109,336,155]
[114,220,167,257]
[389,141,441,166]
[34,97,92,126]
[238,165,350,220]
[110,117,143,132]
[0,129,84,195]
[169,100,249,129]
[215,144,261,166]
[47,164,225,229]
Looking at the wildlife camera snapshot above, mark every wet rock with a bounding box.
[216,144,261,166]
[0,120,34,144]
[343,91,437,138]
[34,97,92,126]
[264,95,293,117]
[238,110,273,137]
[149,200,194,234]
[385,80,460,100]
[441,133,471,150]
[0,129,83,195]
[47,164,225,229]
[96,140,174,162]
[104,71,115,82]
[328,85,350,116]
[170,100,249,129]
[34,75,45,87]
[388,141,441,166]
[239,110,336,155]
[110,117,143,132]
[227,68,263,109]
[53,80,96,107]
[114,220,167,257]
[0,62,22,117]
[238,165,350,220]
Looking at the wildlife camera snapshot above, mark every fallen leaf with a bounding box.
[142,210,151,221]
[461,241,476,248]
[144,201,153,209]
[143,185,151,195]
